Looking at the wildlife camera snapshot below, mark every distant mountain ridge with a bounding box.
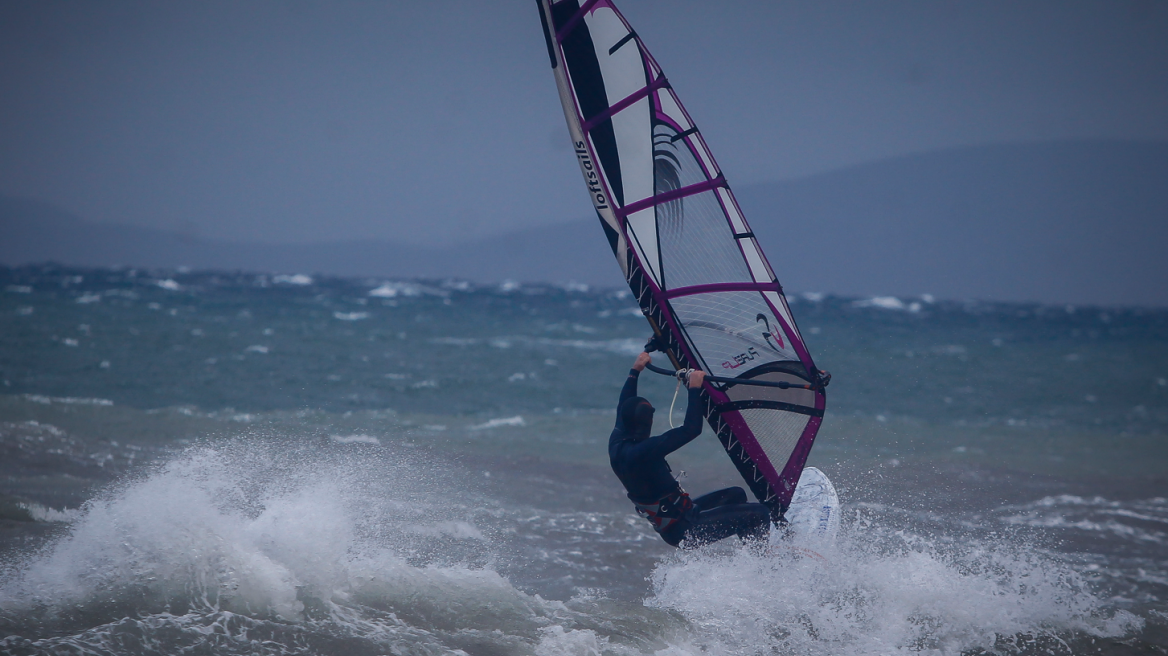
[3,140,1165,306]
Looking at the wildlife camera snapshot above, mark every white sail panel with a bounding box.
[584,7,655,208]
[625,206,662,284]
[736,409,809,475]
[716,187,750,235]
[655,86,691,132]
[740,237,776,284]
[661,88,720,177]
[612,97,655,207]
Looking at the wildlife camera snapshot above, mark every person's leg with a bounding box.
[691,487,747,510]
[681,503,771,548]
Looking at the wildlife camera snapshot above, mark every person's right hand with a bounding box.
[633,351,652,371]
[687,369,706,388]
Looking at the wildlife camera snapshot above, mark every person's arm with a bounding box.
[643,370,707,457]
[616,352,652,426]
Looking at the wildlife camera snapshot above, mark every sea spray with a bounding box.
[0,436,674,655]
[647,517,1143,656]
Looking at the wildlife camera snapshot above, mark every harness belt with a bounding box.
[631,488,694,533]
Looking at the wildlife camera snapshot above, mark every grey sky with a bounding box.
[2,0,1166,245]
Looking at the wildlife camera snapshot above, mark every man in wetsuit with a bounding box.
[609,351,772,548]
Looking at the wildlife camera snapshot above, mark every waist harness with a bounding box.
[631,488,694,533]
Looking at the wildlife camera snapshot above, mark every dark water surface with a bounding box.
[1,265,1165,655]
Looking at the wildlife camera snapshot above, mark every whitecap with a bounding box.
[272,274,313,285]
[333,311,369,321]
[468,416,525,430]
[244,345,269,354]
[369,282,419,298]
[155,279,181,291]
[441,279,472,291]
[853,296,906,310]
[23,395,113,406]
[19,502,79,523]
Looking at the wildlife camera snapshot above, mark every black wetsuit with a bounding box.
[608,368,771,547]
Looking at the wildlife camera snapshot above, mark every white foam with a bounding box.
[854,295,906,310]
[995,495,1168,544]
[441,279,472,292]
[428,336,643,356]
[0,442,507,624]
[538,337,643,356]
[272,274,313,285]
[535,626,609,655]
[18,502,79,523]
[330,434,381,445]
[75,292,102,304]
[469,416,526,430]
[405,521,486,541]
[155,279,181,291]
[648,522,1143,655]
[244,344,270,354]
[23,394,113,406]
[369,282,419,298]
[333,311,369,321]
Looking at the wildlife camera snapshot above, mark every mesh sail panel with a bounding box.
[655,190,752,289]
[736,409,810,477]
[668,292,800,373]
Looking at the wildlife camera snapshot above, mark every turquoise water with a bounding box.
[1,264,1165,655]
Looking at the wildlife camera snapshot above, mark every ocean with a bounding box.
[0,264,1165,656]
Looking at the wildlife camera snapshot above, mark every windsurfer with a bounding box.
[609,352,772,547]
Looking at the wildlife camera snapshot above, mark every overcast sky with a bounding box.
[2,0,1166,245]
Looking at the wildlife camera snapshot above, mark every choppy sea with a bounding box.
[0,264,1165,656]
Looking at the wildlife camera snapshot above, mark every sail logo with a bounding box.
[723,347,760,369]
[574,140,609,210]
[756,314,786,350]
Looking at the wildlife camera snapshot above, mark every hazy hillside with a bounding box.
[3,140,1165,305]
[738,140,1168,307]
[0,197,620,286]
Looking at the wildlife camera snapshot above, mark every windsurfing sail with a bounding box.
[538,0,828,518]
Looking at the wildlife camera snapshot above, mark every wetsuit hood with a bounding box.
[619,396,654,440]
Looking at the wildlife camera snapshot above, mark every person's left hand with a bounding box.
[687,369,706,388]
